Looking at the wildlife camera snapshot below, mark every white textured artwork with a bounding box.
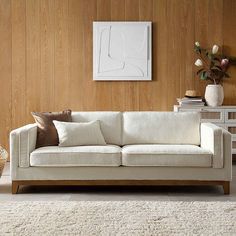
[93,22,152,81]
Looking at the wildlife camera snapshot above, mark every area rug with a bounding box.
[0,201,236,235]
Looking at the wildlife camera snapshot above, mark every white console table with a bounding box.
[174,105,236,155]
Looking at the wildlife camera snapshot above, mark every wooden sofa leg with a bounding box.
[12,181,19,194]
[222,181,230,195]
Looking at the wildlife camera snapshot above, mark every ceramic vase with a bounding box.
[205,84,224,107]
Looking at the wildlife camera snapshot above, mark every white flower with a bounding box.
[195,42,200,47]
[212,45,219,54]
[195,59,203,67]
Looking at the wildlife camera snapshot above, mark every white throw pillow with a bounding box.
[53,120,106,147]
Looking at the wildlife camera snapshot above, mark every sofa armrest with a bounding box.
[222,128,232,179]
[10,124,37,170]
[200,123,223,168]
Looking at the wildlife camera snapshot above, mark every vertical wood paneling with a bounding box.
[11,0,26,129]
[139,0,153,110]
[82,0,97,110]
[165,0,181,110]
[0,0,11,150]
[125,0,140,110]
[96,0,112,110]
[26,0,41,121]
[194,0,210,96]
[153,0,167,110]
[40,0,55,111]
[0,0,236,152]
[68,0,84,110]
[223,0,236,105]
[179,0,195,97]
[54,0,69,110]
[208,0,223,46]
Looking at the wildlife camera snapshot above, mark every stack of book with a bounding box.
[177,97,205,107]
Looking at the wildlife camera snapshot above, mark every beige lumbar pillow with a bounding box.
[53,120,106,147]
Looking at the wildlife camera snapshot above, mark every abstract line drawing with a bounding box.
[93,22,152,81]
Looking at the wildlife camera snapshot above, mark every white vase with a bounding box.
[205,84,224,107]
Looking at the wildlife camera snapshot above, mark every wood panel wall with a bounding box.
[0,0,236,150]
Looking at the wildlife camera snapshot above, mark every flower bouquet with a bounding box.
[194,42,236,106]
[194,42,236,84]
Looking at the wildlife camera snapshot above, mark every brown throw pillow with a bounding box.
[31,110,72,148]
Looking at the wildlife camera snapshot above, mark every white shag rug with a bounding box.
[0,201,236,235]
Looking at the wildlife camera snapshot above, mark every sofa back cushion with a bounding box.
[72,112,122,145]
[122,112,201,145]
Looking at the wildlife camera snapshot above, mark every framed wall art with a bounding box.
[93,21,152,81]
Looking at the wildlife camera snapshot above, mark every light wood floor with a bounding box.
[1,163,236,201]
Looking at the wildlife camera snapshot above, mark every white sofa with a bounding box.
[10,112,232,194]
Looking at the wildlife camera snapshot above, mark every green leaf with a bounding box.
[213,58,221,62]
[215,65,223,70]
[200,71,207,80]
[212,65,223,71]
[207,53,212,60]
[210,61,214,68]
[197,69,204,75]
[194,45,201,53]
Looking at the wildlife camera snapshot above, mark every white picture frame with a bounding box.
[93,21,152,81]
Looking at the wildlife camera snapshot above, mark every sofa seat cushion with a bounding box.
[30,145,121,167]
[122,145,212,167]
